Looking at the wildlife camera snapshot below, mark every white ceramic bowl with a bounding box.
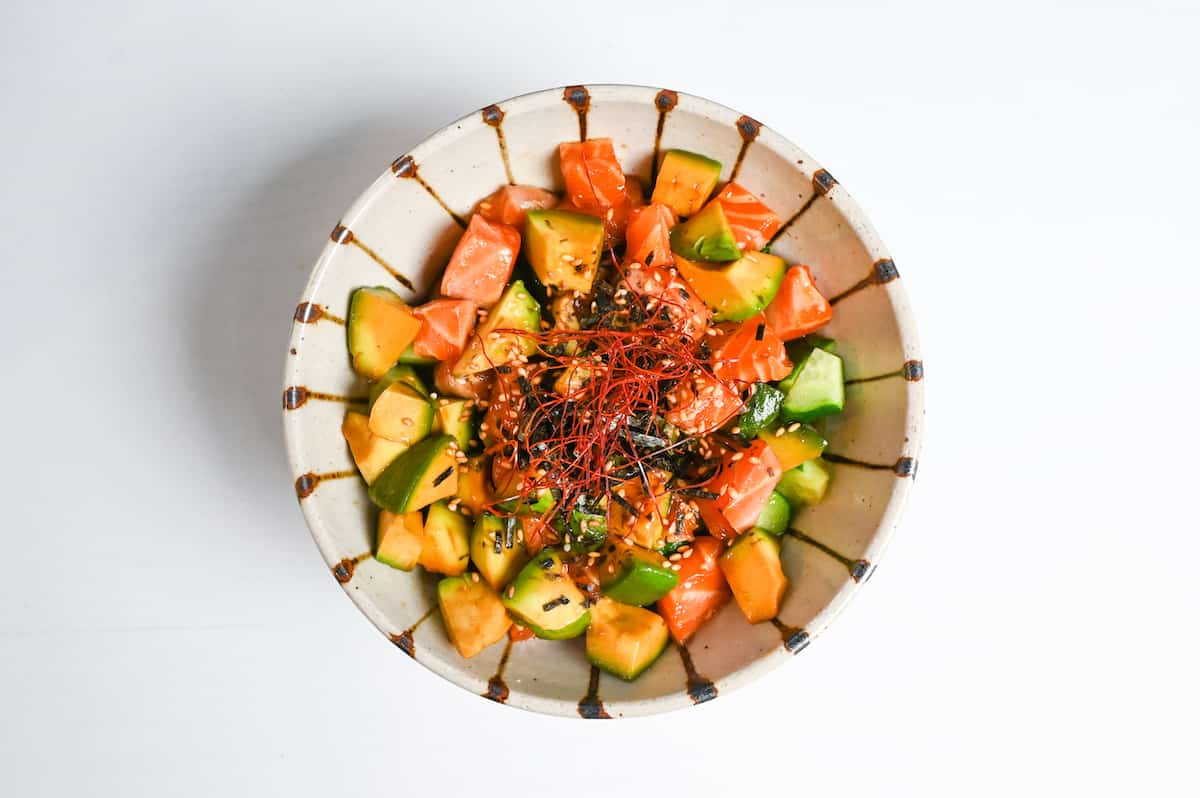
[282,85,923,718]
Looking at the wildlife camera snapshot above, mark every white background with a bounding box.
[2,1,1198,795]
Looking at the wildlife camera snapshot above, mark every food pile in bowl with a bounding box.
[340,137,846,682]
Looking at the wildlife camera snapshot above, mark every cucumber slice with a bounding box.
[599,545,679,606]
[737,383,784,439]
[780,347,844,421]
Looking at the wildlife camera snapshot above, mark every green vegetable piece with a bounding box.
[368,364,430,408]
[367,434,459,513]
[675,250,786,322]
[569,510,608,552]
[451,281,541,376]
[737,383,784,439]
[501,552,591,639]
[470,514,529,590]
[757,422,826,470]
[651,149,722,217]
[755,491,791,535]
[669,201,741,262]
[776,458,831,506]
[780,347,845,421]
[600,546,680,606]
[586,597,670,681]
[524,210,604,293]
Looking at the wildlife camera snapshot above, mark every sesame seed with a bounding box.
[730,427,741,435]
[670,564,682,571]
[669,553,682,562]
[683,549,695,558]
[775,427,786,437]
[429,392,439,399]
[471,572,480,582]
[730,453,743,461]
[787,423,801,432]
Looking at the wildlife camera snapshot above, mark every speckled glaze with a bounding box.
[282,85,923,718]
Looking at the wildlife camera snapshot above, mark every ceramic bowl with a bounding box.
[282,85,923,718]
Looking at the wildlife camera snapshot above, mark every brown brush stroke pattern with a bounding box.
[729,115,762,182]
[577,664,612,719]
[293,301,345,326]
[677,643,717,704]
[329,222,417,290]
[650,89,679,185]
[843,359,923,386]
[785,529,872,583]
[820,452,915,478]
[769,618,811,653]
[282,386,367,410]
[294,469,357,499]
[481,104,515,185]
[390,155,468,228]
[827,259,900,305]
[562,85,590,141]
[332,551,372,584]
[389,606,437,658]
[482,639,514,704]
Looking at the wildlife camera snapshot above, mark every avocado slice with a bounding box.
[758,423,826,470]
[720,529,787,623]
[470,514,529,590]
[651,149,722,217]
[368,364,430,408]
[375,510,424,570]
[437,574,511,658]
[779,347,844,421]
[586,597,670,681]
[776,458,831,506]
[675,251,785,322]
[341,412,409,484]
[368,434,459,513]
[755,491,791,535]
[368,382,434,445]
[455,455,491,515]
[452,281,541,376]
[737,383,784,439]
[347,287,423,380]
[433,398,475,451]
[524,209,604,293]
[417,500,470,575]
[501,552,591,639]
[599,544,679,606]
[670,201,740,262]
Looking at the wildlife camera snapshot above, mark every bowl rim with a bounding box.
[282,83,923,718]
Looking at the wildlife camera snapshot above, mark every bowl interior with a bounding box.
[283,85,922,717]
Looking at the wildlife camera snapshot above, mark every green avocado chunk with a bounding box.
[586,597,670,681]
[470,514,529,590]
[651,149,722,217]
[775,458,831,506]
[452,281,541,376]
[501,552,591,639]
[670,201,740,262]
[675,251,786,322]
[524,210,604,293]
[755,491,791,535]
[367,434,459,513]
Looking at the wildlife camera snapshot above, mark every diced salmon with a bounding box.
[476,185,558,228]
[666,371,743,435]
[763,265,833,340]
[624,202,677,268]
[657,538,730,643]
[440,214,521,305]
[558,139,628,210]
[411,298,477,361]
[620,262,709,341]
[710,315,792,387]
[698,441,783,538]
[712,182,782,252]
